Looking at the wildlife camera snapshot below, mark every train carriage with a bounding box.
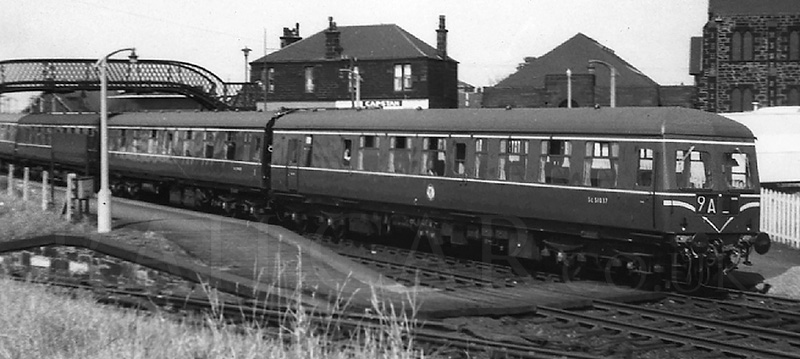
[268,107,770,286]
[106,111,270,209]
[0,107,770,288]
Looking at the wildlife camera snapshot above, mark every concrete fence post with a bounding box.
[41,171,49,211]
[7,164,13,197]
[22,167,30,201]
[64,173,76,220]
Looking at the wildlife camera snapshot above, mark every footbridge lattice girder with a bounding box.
[0,59,261,110]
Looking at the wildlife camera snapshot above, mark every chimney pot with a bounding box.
[436,15,448,59]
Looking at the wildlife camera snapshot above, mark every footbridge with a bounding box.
[0,59,262,111]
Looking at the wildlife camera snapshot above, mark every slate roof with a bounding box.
[254,24,455,63]
[493,33,658,89]
[709,0,800,15]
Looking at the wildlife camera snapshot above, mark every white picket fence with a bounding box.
[761,188,800,249]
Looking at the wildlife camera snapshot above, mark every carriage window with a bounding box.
[358,135,380,171]
[725,152,752,189]
[474,138,488,178]
[499,139,528,181]
[252,136,262,162]
[287,138,299,165]
[676,149,712,189]
[342,139,352,167]
[636,148,654,187]
[389,136,410,173]
[539,140,572,184]
[302,135,313,167]
[584,142,618,188]
[225,141,237,160]
[454,143,467,175]
[422,137,446,176]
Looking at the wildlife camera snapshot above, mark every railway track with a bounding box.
[311,235,562,290]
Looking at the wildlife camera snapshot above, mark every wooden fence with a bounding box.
[761,188,800,249]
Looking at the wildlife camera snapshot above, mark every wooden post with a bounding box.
[22,167,30,201]
[6,164,13,197]
[64,173,75,220]
[41,171,49,211]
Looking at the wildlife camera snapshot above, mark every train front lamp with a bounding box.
[94,47,137,233]
[587,59,616,108]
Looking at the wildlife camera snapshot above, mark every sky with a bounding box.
[0,0,708,111]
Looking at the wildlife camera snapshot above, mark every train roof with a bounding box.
[274,107,755,140]
[0,113,31,124]
[109,111,275,128]
[17,113,101,126]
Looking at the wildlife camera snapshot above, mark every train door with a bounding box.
[286,138,300,192]
[452,139,468,186]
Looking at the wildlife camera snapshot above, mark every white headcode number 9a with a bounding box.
[696,195,717,214]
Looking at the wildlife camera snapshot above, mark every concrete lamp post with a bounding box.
[587,59,616,108]
[242,46,252,82]
[94,47,137,233]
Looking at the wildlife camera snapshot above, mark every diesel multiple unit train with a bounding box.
[0,107,771,287]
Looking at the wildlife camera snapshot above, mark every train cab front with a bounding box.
[663,145,771,284]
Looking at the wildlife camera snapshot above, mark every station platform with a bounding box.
[2,197,660,319]
[105,199,667,318]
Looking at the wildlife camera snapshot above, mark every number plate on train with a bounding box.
[696,194,739,215]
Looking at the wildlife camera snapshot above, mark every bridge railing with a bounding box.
[0,59,259,110]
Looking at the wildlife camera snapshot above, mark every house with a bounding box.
[482,33,690,108]
[691,0,800,113]
[250,16,459,110]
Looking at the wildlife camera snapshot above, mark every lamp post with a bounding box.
[242,46,252,82]
[587,59,616,108]
[94,47,137,233]
[566,68,572,108]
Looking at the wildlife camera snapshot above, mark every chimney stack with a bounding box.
[324,16,343,59]
[436,15,448,59]
[280,23,302,48]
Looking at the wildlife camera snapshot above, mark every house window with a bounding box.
[304,67,314,93]
[731,29,754,61]
[730,87,754,112]
[789,88,800,106]
[267,68,275,93]
[393,64,412,92]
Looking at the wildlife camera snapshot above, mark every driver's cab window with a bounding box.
[676,149,712,189]
[725,152,752,189]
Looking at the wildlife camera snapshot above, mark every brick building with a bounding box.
[691,0,800,113]
[482,33,694,108]
[250,16,458,110]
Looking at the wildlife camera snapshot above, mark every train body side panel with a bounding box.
[109,152,262,189]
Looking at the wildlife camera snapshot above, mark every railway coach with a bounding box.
[267,107,771,287]
[0,107,771,287]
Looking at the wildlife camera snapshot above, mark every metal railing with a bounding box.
[0,59,260,110]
